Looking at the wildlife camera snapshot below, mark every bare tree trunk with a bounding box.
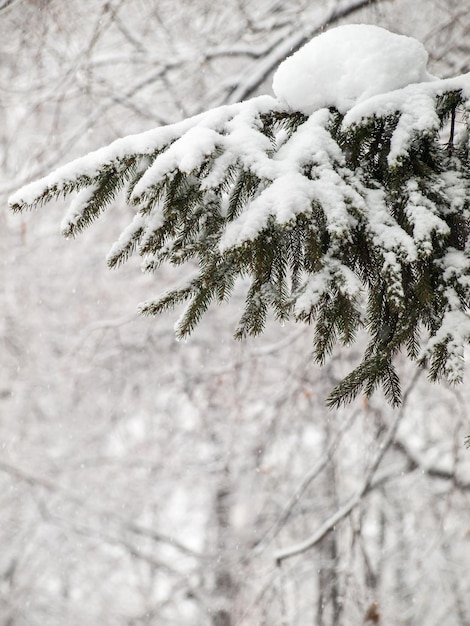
[212,471,237,626]
[317,528,341,626]
[317,455,342,626]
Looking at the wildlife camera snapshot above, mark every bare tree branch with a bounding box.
[0,459,204,560]
[0,0,20,12]
[274,370,422,564]
[224,0,388,104]
[252,408,359,555]
[393,438,470,490]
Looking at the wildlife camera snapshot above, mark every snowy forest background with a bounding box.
[2,1,470,624]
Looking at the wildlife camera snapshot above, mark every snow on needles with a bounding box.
[8,23,470,389]
[272,24,434,115]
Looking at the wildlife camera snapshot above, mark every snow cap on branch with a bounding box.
[272,24,435,115]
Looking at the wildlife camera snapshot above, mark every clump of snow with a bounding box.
[8,95,280,211]
[294,258,362,317]
[218,109,361,252]
[60,184,99,235]
[272,24,435,115]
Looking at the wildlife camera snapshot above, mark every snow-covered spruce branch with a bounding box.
[9,25,470,406]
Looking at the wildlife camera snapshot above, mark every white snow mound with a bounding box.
[272,24,435,115]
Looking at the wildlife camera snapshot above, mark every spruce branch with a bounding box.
[9,76,470,406]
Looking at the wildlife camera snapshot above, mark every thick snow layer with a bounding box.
[272,24,434,115]
[8,95,281,211]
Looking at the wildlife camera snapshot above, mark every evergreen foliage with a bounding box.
[10,78,470,407]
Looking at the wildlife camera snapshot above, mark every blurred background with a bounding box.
[2,1,470,624]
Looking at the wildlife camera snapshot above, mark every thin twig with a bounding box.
[0,458,204,559]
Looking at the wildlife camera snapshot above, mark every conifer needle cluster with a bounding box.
[10,79,470,406]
